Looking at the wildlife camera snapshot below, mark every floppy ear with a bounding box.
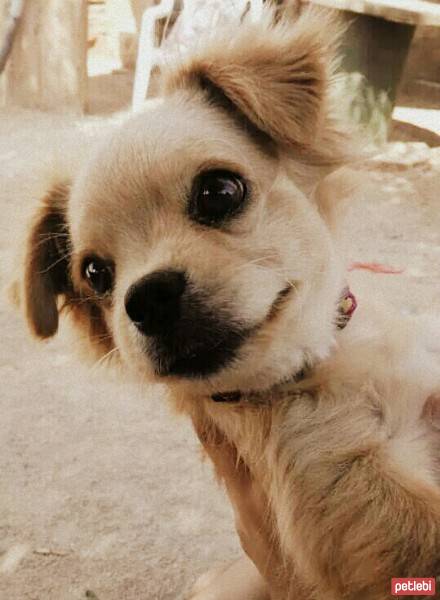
[21,184,71,338]
[162,7,348,163]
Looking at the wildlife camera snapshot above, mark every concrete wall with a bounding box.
[400,0,440,104]
[406,26,440,83]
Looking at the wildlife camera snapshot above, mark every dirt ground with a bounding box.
[1,61,440,600]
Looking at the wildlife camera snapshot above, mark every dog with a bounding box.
[11,5,440,599]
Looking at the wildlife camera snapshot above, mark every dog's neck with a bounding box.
[210,287,357,405]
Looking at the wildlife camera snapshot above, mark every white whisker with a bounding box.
[91,347,121,371]
[38,252,70,274]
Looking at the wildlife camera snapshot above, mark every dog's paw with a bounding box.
[187,557,269,600]
[187,564,229,599]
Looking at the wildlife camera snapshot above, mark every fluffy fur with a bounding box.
[11,6,440,599]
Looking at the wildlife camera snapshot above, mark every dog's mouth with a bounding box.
[151,327,247,378]
[146,284,293,379]
[265,284,293,322]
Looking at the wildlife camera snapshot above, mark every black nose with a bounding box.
[124,270,187,336]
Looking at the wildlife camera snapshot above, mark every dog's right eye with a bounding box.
[81,256,114,296]
[188,170,247,227]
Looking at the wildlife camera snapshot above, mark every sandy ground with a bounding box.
[1,71,440,599]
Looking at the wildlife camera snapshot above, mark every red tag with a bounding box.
[391,578,436,596]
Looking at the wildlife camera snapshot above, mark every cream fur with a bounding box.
[11,5,440,600]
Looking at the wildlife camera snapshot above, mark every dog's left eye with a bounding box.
[82,256,114,296]
[189,170,247,226]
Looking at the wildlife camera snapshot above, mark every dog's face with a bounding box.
[14,9,351,397]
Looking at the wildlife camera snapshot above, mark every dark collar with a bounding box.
[210,287,357,405]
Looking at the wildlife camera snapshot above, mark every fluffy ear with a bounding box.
[162,7,349,163]
[21,184,71,338]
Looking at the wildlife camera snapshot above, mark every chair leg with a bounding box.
[132,0,175,111]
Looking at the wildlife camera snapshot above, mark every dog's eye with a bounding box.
[189,170,247,226]
[82,256,114,296]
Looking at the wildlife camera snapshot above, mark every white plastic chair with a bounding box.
[132,0,264,111]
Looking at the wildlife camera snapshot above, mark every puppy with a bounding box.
[11,6,440,599]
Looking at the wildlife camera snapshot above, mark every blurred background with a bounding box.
[1,0,439,138]
[0,2,439,599]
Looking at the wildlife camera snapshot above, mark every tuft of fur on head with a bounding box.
[162,5,355,169]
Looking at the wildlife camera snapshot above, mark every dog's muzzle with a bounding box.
[124,270,249,378]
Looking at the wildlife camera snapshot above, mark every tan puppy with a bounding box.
[11,6,440,599]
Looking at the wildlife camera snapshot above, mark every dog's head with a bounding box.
[13,8,355,397]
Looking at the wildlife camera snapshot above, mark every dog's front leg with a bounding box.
[191,417,310,600]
